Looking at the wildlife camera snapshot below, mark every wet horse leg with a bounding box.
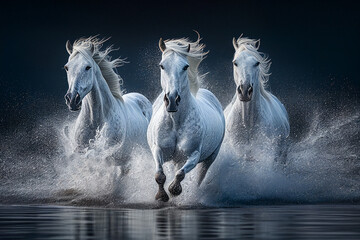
[153,147,169,202]
[197,143,221,186]
[155,171,168,202]
[169,151,200,196]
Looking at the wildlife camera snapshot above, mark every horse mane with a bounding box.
[234,35,272,100]
[69,36,125,101]
[162,33,208,96]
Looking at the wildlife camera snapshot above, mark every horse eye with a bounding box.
[183,65,189,71]
[159,64,164,70]
[85,66,91,70]
[64,66,68,71]
[233,62,238,67]
[254,61,260,67]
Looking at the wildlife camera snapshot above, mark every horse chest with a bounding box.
[157,114,202,159]
[74,113,126,148]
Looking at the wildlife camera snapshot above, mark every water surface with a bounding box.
[1,204,360,240]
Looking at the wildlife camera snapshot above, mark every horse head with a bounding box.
[158,33,206,113]
[232,36,263,102]
[64,41,97,111]
[158,38,190,113]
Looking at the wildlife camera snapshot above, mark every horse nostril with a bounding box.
[65,93,71,103]
[175,95,181,106]
[75,93,81,105]
[237,86,242,95]
[248,86,253,97]
[164,93,170,107]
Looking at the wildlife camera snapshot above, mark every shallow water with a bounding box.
[1,101,358,207]
[0,84,359,239]
[0,204,359,240]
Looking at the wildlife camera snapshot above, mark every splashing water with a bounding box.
[200,104,360,206]
[0,94,359,208]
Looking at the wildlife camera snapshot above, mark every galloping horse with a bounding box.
[147,35,225,202]
[64,37,152,165]
[224,35,290,160]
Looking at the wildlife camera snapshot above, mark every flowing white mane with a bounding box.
[234,35,272,99]
[162,34,208,96]
[69,36,125,101]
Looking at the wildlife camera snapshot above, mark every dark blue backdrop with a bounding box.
[0,0,359,130]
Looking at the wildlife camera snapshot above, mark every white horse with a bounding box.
[147,35,225,202]
[224,36,290,160]
[64,37,152,165]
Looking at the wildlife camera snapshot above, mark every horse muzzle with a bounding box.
[237,84,253,102]
[65,92,82,111]
[164,91,181,112]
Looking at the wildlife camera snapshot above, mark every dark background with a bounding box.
[0,0,359,131]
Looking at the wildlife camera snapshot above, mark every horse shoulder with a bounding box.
[120,93,151,138]
[262,94,290,137]
[147,103,176,150]
[123,92,150,110]
[224,95,237,119]
[195,88,226,157]
[73,109,95,145]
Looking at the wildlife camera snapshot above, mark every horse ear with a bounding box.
[66,40,72,55]
[232,37,239,50]
[90,43,95,54]
[255,39,260,49]
[159,38,166,52]
[187,44,190,52]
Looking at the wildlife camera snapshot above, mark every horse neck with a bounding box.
[81,70,118,125]
[237,85,262,128]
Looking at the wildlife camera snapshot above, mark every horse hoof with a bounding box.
[175,169,185,181]
[155,171,166,185]
[155,190,169,202]
[168,181,182,196]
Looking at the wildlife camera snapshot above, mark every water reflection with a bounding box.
[0,205,359,239]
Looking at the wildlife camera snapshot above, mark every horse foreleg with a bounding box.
[169,151,200,196]
[197,144,221,186]
[153,146,169,202]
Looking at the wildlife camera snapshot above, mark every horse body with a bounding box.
[65,37,151,164]
[224,36,289,159]
[225,93,289,145]
[74,92,151,156]
[147,36,225,201]
[150,88,224,164]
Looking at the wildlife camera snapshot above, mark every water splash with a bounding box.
[200,105,360,206]
[0,96,359,207]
